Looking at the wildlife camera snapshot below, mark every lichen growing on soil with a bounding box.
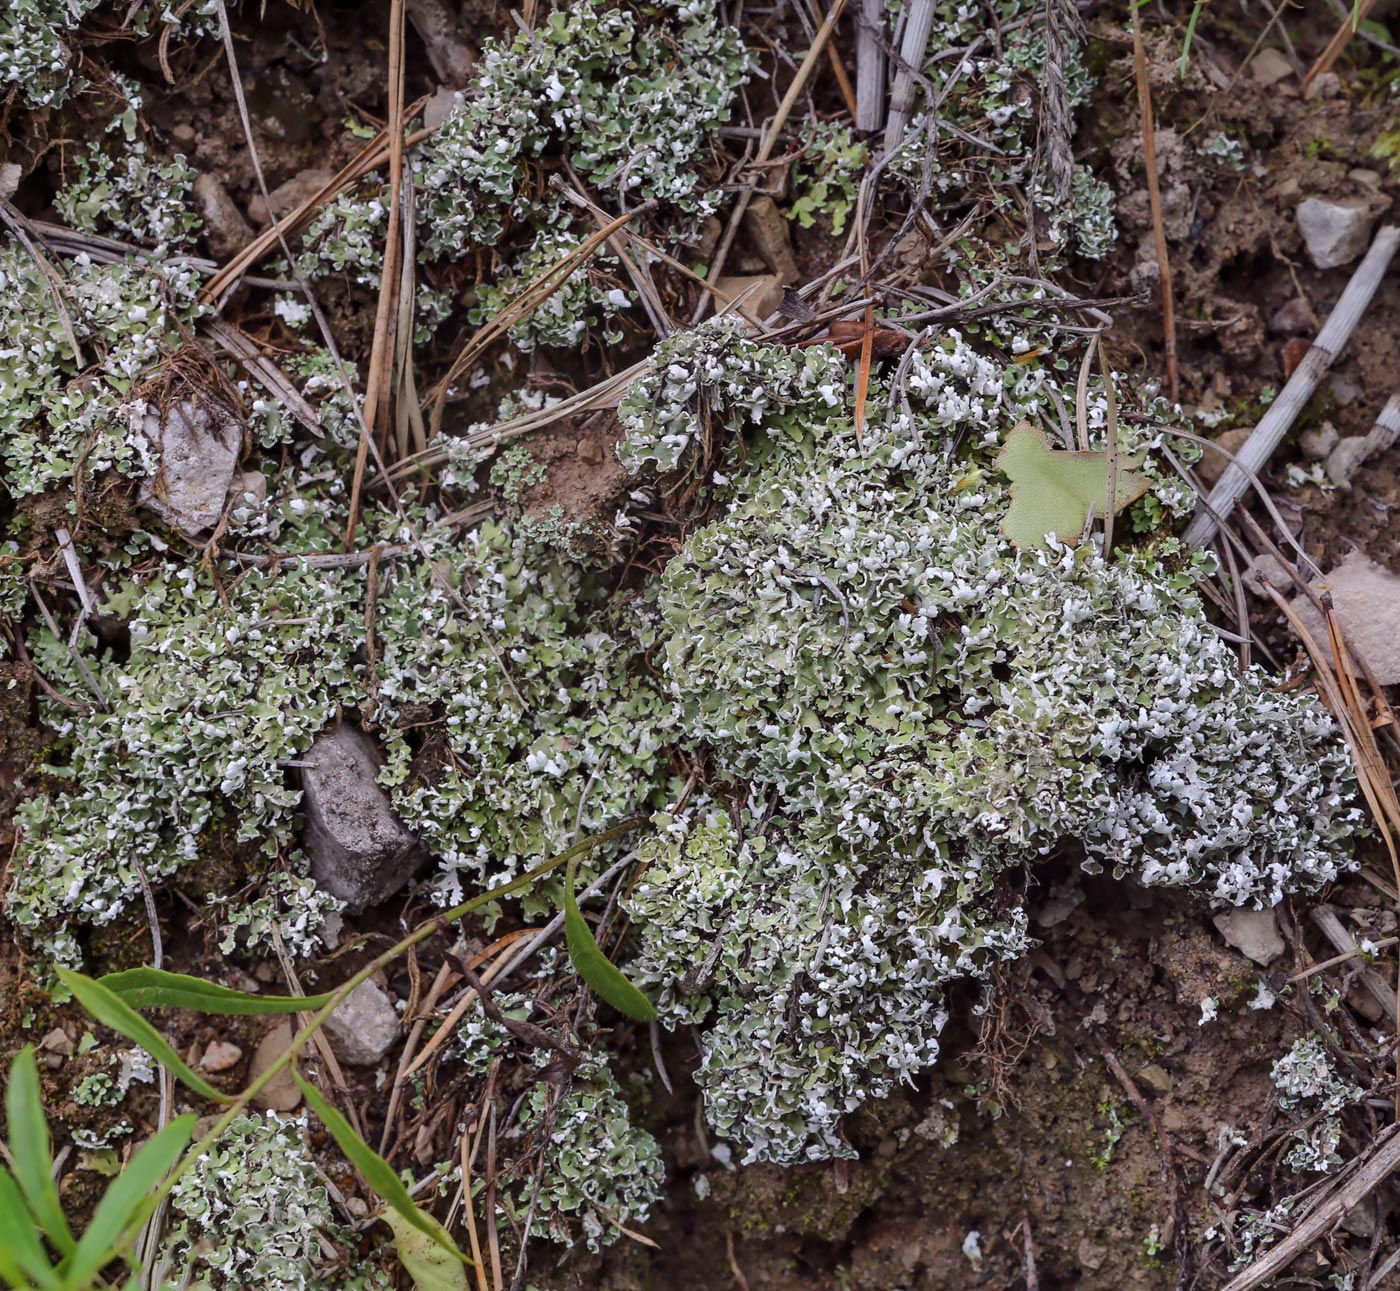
[0,0,1394,1284]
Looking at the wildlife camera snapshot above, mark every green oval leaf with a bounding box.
[383,1211,470,1291]
[98,968,333,1016]
[6,1047,75,1257]
[291,1070,470,1267]
[52,968,233,1104]
[58,1114,196,1291]
[564,857,657,1023]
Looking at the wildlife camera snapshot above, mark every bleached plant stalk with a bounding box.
[1327,390,1400,488]
[857,0,887,131]
[883,0,937,152]
[1184,224,1400,548]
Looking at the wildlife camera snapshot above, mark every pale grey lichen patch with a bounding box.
[501,1061,664,1252]
[619,321,1358,1164]
[1272,1035,1362,1174]
[0,0,102,108]
[0,242,202,498]
[218,869,345,959]
[162,1111,388,1291]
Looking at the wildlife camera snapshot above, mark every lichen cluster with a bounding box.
[890,0,1117,263]
[290,0,753,352]
[619,318,1357,1163]
[161,1112,390,1291]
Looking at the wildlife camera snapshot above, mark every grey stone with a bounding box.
[324,980,400,1066]
[1329,373,1363,407]
[423,85,460,132]
[247,168,336,227]
[249,1021,302,1111]
[1296,197,1377,270]
[1326,436,1373,488]
[1267,297,1313,336]
[1299,420,1338,462]
[408,0,477,87]
[1242,553,1291,597]
[1213,909,1284,966]
[136,399,241,537]
[300,722,423,913]
[1249,48,1294,87]
[1290,551,1400,683]
[192,173,254,262]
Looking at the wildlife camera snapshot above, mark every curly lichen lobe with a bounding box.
[622,320,1359,1165]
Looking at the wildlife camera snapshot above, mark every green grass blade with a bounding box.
[563,857,657,1023]
[97,968,333,1015]
[58,1114,196,1291]
[53,969,233,1104]
[291,1070,470,1265]
[0,1164,61,1289]
[5,1048,76,1257]
[1179,0,1205,75]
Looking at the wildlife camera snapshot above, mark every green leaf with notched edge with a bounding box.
[53,968,233,1104]
[564,856,657,1023]
[6,1047,76,1257]
[57,1114,196,1291]
[996,420,1153,550]
[383,1212,470,1291]
[98,968,333,1015]
[291,1070,471,1268]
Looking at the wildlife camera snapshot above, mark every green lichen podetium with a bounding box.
[620,318,1359,1165]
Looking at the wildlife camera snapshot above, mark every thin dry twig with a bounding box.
[346,0,409,550]
[425,205,650,438]
[1302,0,1380,89]
[1095,1031,1191,1286]
[856,0,887,130]
[696,0,852,322]
[1184,225,1400,547]
[1219,1126,1400,1291]
[1131,3,1178,407]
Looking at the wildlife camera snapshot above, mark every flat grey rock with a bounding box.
[1249,48,1293,87]
[300,722,423,913]
[1296,196,1377,270]
[324,980,399,1066]
[137,399,241,537]
[192,173,254,262]
[1290,550,1400,684]
[1213,909,1284,966]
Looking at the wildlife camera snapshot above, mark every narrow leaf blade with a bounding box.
[6,1047,76,1256]
[564,863,657,1023]
[0,1164,61,1289]
[60,1114,196,1290]
[53,968,232,1104]
[291,1070,469,1265]
[383,1211,470,1291]
[98,968,334,1016]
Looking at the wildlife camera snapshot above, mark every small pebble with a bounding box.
[250,1021,302,1111]
[1299,421,1338,462]
[40,1026,74,1055]
[1267,298,1312,336]
[200,1040,243,1073]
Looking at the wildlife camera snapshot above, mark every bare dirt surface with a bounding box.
[5,1,1400,1289]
